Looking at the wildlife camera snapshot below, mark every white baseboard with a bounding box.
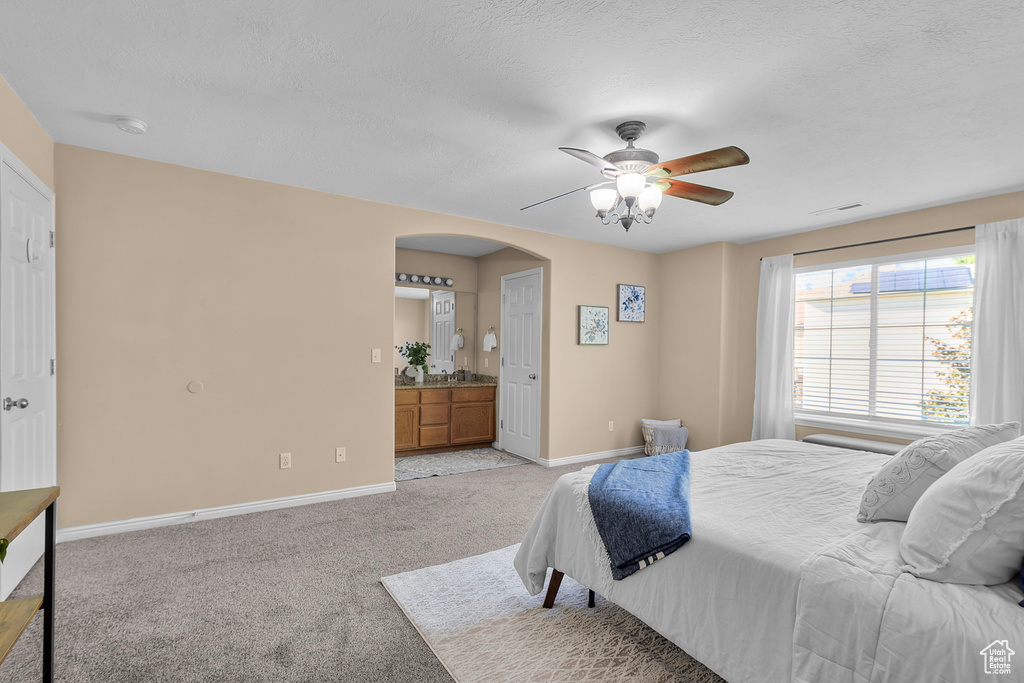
[57,481,397,543]
[538,445,645,468]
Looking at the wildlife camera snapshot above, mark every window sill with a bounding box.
[794,413,961,441]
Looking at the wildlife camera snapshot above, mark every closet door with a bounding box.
[0,152,56,599]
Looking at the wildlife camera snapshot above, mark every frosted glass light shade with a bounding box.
[590,188,618,212]
[616,173,646,199]
[638,185,663,211]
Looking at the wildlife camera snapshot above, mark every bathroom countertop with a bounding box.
[395,375,498,390]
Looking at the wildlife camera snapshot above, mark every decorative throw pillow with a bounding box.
[900,436,1024,585]
[857,422,1020,523]
[648,425,689,456]
[641,419,682,456]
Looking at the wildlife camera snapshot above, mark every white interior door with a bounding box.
[430,290,456,374]
[0,154,56,599]
[500,268,542,461]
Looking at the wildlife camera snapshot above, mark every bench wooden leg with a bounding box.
[542,569,564,608]
[588,589,595,608]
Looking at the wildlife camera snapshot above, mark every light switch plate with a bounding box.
[371,348,381,363]
[336,447,346,463]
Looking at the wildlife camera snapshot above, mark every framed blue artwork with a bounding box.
[578,306,609,345]
[618,284,645,322]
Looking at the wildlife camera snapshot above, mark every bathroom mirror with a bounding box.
[394,286,477,374]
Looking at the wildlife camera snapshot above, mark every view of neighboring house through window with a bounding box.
[795,249,975,429]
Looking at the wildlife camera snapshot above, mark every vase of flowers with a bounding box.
[396,341,431,384]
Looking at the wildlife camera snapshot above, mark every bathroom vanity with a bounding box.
[395,382,496,455]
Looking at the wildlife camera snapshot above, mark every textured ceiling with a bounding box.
[1,1,1022,253]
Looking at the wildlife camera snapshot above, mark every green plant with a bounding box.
[921,306,972,423]
[396,341,431,373]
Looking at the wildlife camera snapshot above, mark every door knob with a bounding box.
[3,397,28,411]
[529,374,537,380]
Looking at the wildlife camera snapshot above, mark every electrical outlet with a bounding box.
[280,453,291,469]
[371,348,381,363]
[484,358,489,368]
[608,421,614,432]
[336,447,346,463]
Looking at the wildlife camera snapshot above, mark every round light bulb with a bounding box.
[445,278,454,286]
[590,188,618,212]
[638,185,663,212]
[397,273,408,282]
[615,173,646,199]
[410,275,419,283]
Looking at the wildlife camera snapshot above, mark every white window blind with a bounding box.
[795,250,974,427]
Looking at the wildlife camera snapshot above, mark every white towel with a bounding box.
[451,333,464,350]
[483,331,497,352]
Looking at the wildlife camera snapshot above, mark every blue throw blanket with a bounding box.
[587,451,692,580]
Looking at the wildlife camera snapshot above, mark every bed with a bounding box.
[513,439,1024,683]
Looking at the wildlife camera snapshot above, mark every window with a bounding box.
[794,248,975,432]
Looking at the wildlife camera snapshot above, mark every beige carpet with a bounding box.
[382,544,727,683]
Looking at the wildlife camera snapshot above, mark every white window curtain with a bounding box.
[752,254,796,440]
[971,218,1024,426]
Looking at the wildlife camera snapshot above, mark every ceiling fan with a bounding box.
[521,121,749,232]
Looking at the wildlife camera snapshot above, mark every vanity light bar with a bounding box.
[395,273,454,287]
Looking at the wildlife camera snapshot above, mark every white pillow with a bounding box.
[641,419,681,456]
[900,435,1024,585]
[857,422,1020,522]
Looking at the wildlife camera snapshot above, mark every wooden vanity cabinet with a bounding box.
[450,387,497,445]
[394,390,419,450]
[395,386,496,455]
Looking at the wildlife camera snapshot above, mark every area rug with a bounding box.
[395,447,530,481]
[381,544,726,683]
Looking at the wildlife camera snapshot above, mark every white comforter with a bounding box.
[514,439,1024,683]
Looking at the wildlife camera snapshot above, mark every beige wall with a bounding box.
[657,190,1024,449]
[0,74,53,190]
[54,144,662,526]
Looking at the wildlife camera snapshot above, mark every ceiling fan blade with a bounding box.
[654,179,735,206]
[558,147,620,174]
[520,181,613,211]
[647,146,750,178]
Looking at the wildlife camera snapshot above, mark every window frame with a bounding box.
[793,245,975,440]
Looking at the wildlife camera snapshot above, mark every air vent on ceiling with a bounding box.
[811,202,866,216]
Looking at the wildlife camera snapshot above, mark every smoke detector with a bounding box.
[114,116,148,135]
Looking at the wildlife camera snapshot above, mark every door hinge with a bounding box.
[50,359,55,375]
[502,294,505,303]
[501,357,505,366]
[500,419,503,429]
[49,231,55,248]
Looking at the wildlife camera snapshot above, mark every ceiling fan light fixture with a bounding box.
[638,185,663,214]
[521,120,748,234]
[615,172,646,200]
[590,188,618,213]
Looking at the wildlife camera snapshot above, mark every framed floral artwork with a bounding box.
[578,306,609,345]
[618,284,645,322]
